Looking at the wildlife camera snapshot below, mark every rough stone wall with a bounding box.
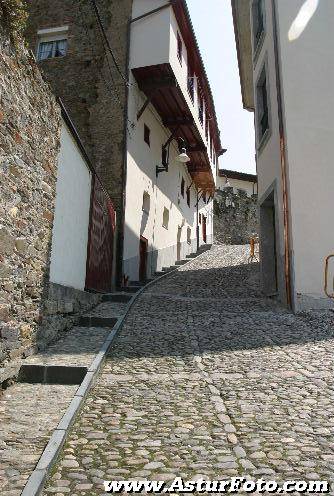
[25,0,133,280]
[0,28,61,375]
[214,189,259,245]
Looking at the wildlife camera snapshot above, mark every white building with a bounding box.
[123,0,222,281]
[216,169,257,197]
[27,0,222,287]
[232,0,334,311]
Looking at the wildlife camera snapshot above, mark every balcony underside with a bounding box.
[132,63,215,192]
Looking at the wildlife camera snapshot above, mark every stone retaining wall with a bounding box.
[0,28,101,384]
[214,189,258,245]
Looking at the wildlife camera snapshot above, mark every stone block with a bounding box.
[20,323,33,339]
[44,300,58,315]
[0,263,12,279]
[1,325,20,342]
[15,237,28,254]
[0,227,15,255]
[0,303,10,322]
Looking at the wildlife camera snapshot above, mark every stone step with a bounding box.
[102,293,133,303]
[130,280,151,287]
[116,286,140,294]
[18,364,87,385]
[175,260,188,266]
[155,271,165,276]
[186,253,197,258]
[162,266,176,272]
[79,316,118,327]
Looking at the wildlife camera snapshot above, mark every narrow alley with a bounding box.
[40,245,334,494]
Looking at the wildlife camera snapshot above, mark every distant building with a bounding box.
[216,169,257,197]
[232,0,334,311]
[26,0,222,284]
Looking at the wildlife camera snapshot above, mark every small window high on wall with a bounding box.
[252,0,265,53]
[177,32,183,65]
[256,64,269,144]
[187,227,191,244]
[162,207,169,229]
[181,177,185,198]
[144,124,150,147]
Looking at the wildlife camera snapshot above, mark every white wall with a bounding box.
[49,122,92,290]
[249,0,288,303]
[130,0,217,184]
[277,0,334,310]
[130,0,171,69]
[124,70,212,281]
[216,175,257,197]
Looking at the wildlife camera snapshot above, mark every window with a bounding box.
[37,39,67,61]
[186,187,190,207]
[177,32,183,65]
[162,207,169,229]
[187,68,195,103]
[199,213,202,224]
[252,0,265,53]
[144,124,150,147]
[142,191,150,214]
[162,146,168,167]
[256,65,269,143]
[198,95,204,125]
[181,177,185,198]
[187,227,191,245]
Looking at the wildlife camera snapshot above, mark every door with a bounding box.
[139,236,148,281]
[202,216,207,243]
[260,192,278,295]
[85,176,115,293]
[177,227,182,261]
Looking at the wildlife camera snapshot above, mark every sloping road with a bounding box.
[42,245,334,494]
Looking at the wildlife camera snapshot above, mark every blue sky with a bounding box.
[187,0,256,174]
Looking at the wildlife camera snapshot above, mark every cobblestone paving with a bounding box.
[0,303,126,495]
[0,383,77,495]
[42,245,334,495]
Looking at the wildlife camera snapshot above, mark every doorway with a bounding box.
[202,216,207,243]
[260,191,278,295]
[139,236,148,281]
[177,226,182,261]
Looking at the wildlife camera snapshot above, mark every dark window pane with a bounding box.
[177,32,182,64]
[38,41,54,60]
[144,124,150,146]
[55,39,67,57]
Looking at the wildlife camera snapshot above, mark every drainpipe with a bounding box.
[117,13,132,287]
[272,0,292,308]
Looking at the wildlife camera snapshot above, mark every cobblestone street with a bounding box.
[41,245,334,495]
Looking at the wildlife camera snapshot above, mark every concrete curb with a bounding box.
[21,246,211,495]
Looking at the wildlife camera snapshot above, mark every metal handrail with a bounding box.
[324,254,334,299]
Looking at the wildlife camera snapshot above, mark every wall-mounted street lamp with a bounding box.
[156,132,190,176]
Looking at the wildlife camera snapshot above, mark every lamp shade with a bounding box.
[177,148,190,163]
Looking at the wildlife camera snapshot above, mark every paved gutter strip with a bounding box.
[21,248,209,496]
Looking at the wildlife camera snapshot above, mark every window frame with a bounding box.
[255,60,271,152]
[251,0,266,62]
[37,26,69,62]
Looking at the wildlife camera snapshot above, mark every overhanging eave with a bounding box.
[231,0,254,111]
